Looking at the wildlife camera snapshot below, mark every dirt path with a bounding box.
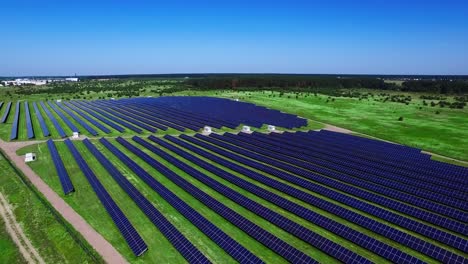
[0,139,127,264]
[0,192,45,264]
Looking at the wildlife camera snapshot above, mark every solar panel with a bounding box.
[0,102,12,123]
[68,101,124,132]
[198,133,467,233]
[39,101,67,137]
[176,134,468,254]
[47,101,80,133]
[83,139,211,263]
[63,102,111,134]
[220,132,468,216]
[55,102,98,136]
[24,102,34,139]
[147,135,427,264]
[46,139,74,194]
[32,102,50,137]
[116,136,316,264]
[63,139,148,256]
[9,102,20,140]
[99,138,261,264]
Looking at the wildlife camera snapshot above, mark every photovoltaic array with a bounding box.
[6,97,466,263]
[1,97,307,140]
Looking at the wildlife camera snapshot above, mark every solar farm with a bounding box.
[1,96,467,263]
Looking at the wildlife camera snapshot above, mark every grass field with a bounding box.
[0,217,26,264]
[0,149,101,264]
[172,90,468,161]
[17,134,468,263]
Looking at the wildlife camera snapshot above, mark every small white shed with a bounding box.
[242,126,251,133]
[267,125,276,132]
[25,153,36,162]
[56,99,62,103]
[72,132,79,139]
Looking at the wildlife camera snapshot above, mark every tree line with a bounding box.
[182,76,468,94]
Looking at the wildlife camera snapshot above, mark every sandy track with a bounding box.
[0,139,127,264]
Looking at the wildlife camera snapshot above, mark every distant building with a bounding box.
[65,77,79,82]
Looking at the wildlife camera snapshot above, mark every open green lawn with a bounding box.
[173,90,468,161]
[0,149,100,264]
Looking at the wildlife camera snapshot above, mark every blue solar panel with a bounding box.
[83,139,211,263]
[219,132,468,216]
[147,135,428,264]
[0,102,12,123]
[63,139,148,256]
[24,102,34,139]
[99,138,261,264]
[68,101,124,132]
[32,102,50,137]
[39,101,67,138]
[176,134,468,254]
[198,133,467,233]
[47,101,80,133]
[46,139,74,194]
[74,101,142,133]
[9,102,20,140]
[245,132,468,204]
[116,136,316,264]
[55,102,98,136]
[63,102,111,134]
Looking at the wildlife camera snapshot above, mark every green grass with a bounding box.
[173,90,468,161]
[0,149,101,264]
[0,217,26,264]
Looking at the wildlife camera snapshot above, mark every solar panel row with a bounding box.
[199,133,467,233]
[0,102,12,123]
[68,101,124,132]
[47,101,80,133]
[116,136,317,264]
[55,102,98,136]
[177,134,468,253]
[63,139,148,256]
[76,101,142,133]
[32,102,50,137]
[83,139,212,263]
[46,140,74,194]
[24,102,34,139]
[220,132,468,215]
[9,102,20,140]
[89,101,157,132]
[148,135,431,264]
[245,132,467,204]
[137,136,374,264]
[165,134,468,261]
[39,101,67,138]
[99,138,262,264]
[63,102,111,134]
[297,131,468,183]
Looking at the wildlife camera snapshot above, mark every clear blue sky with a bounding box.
[2,0,468,76]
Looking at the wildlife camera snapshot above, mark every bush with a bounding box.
[398,116,404,121]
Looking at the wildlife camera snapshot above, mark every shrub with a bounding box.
[398,116,404,121]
